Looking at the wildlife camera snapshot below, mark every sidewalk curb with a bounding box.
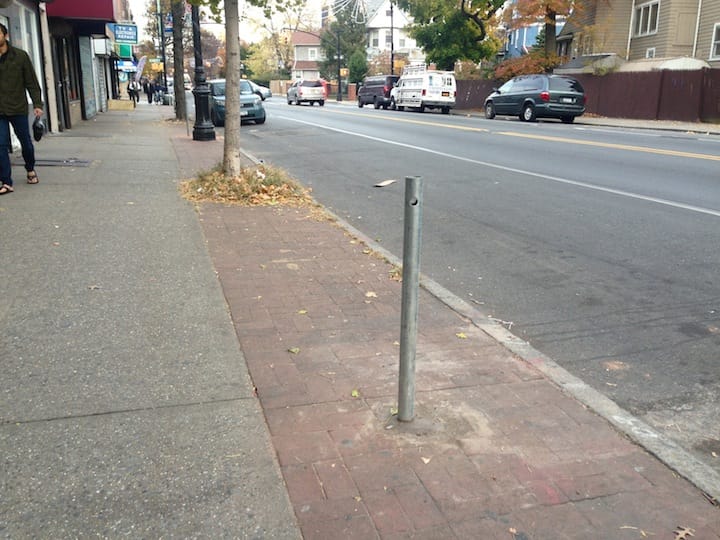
[240,147,720,503]
[338,210,720,502]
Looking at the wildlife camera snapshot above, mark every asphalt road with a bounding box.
[230,98,720,475]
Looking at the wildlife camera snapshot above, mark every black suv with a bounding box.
[484,74,586,123]
[357,74,400,109]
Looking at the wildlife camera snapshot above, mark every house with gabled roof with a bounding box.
[289,30,326,80]
[556,0,719,73]
[363,0,425,73]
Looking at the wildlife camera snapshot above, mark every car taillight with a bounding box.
[422,89,426,96]
[583,95,587,104]
[384,85,389,93]
[540,91,550,102]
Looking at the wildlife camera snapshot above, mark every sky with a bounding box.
[127,0,227,42]
[126,0,324,44]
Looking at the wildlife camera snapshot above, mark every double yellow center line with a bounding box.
[323,108,720,162]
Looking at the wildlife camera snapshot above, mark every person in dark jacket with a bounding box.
[143,78,154,104]
[0,22,43,195]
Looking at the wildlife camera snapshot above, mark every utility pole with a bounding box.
[390,0,394,75]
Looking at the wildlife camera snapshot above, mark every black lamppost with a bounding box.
[155,0,168,91]
[191,5,215,141]
[335,30,342,102]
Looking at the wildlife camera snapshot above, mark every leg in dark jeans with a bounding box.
[9,114,36,176]
[0,115,13,188]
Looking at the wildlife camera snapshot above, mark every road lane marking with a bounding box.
[276,115,720,219]
[498,131,720,162]
[278,104,719,161]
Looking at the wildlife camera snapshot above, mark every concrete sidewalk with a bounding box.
[0,104,299,538]
[2,103,719,539]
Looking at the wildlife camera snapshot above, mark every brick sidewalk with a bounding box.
[198,204,720,540]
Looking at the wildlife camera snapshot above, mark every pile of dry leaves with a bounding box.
[180,164,315,207]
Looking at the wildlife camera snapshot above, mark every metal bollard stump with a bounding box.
[398,176,423,422]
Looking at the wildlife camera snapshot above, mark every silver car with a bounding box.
[286,79,325,106]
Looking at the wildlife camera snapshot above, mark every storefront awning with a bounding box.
[117,60,136,72]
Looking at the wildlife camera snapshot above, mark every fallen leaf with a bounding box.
[421,457,431,464]
[455,332,468,339]
[288,347,300,354]
[365,291,377,298]
[603,360,629,371]
[297,309,308,315]
[362,248,372,254]
[390,407,398,415]
[351,389,360,398]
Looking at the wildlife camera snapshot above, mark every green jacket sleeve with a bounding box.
[22,50,43,110]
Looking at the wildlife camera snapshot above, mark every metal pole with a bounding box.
[336,31,342,102]
[398,176,423,422]
[156,0,168,92]
[191,5,215,141]
[390,1,394,75]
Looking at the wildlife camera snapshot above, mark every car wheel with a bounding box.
[358,99,363,108]
[521,103,536,122]
[561,115,575,124]
[319,100,325,107]
[373,97,381,109]
[390,98,396,111]
[255,116,266,125]
[419,104,425,113]
[398,105,405,112]
[441,107,449,114]
[484,102,496,119]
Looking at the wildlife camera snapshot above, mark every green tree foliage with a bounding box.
[347,49,369,83]
[396,0,504,70]
[318,8,367,81]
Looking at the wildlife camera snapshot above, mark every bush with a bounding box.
[494,52,566,81]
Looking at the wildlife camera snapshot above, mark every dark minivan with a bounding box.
[484,74,586,123]
[357,74,400,109]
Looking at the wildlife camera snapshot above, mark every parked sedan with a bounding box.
[209,79,266,126]
[248,80,272,100]
[484,74,586,123]
[286,79,325,106]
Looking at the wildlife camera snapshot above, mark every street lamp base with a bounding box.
[193,124,216,141]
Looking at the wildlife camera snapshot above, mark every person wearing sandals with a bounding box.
[0,22,43,195]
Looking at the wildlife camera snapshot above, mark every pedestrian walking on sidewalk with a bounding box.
[128,78,140,106]
[143,78,154,104]
[0,22,43,195]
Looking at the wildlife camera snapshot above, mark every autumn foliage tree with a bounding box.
[502,0,576,57]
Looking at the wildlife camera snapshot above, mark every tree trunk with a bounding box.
[545,7,557,58]
[172,1,187,121]
[223,0,242,177]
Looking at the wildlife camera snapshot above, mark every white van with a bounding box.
[390,64,456,114]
